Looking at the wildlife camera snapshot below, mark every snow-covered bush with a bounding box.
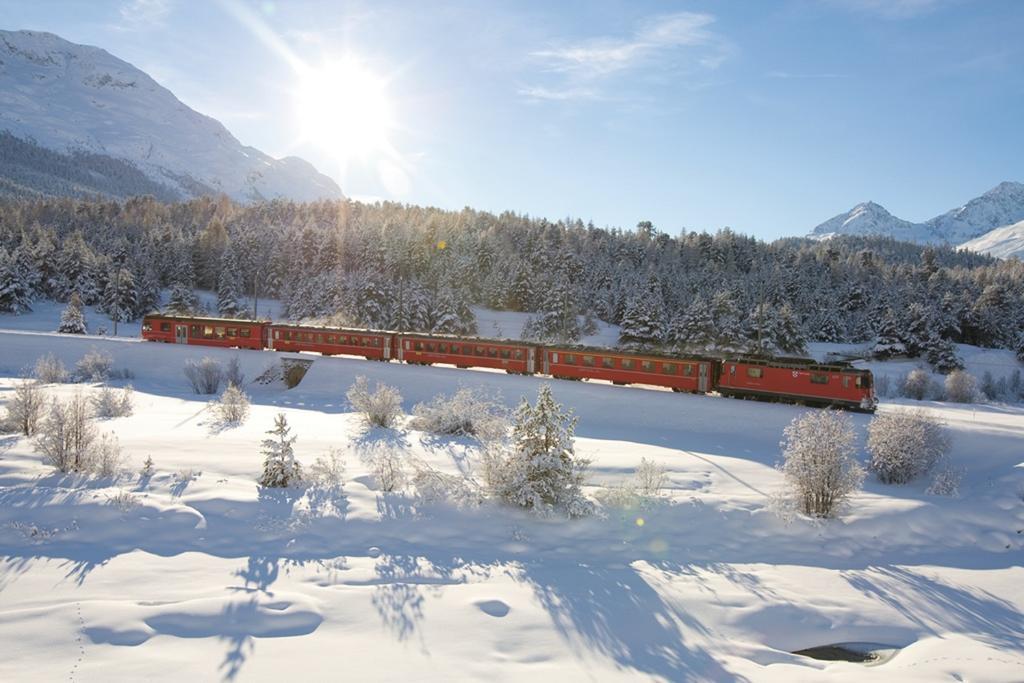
[184,357,223,395]
[57,292,87,334]
[410,387,507,442]
[35,392,96,473]
[75,347,113,382]
[213,384,250,425]
[487,384,593,518]
[359,442,407,492]
[34,353,68,384]
[308,448,346,488]
[902,369,931,401]
[140,455,155,478]
[866,410,950,484]
[259,413,302,487]
[91,385,133,418]
[944,370,978,403]
[5,379,45,436]
[927,460,964,497]
[410,459,481,506]
[635,457,668,496]
[107,489,139,512]
[91,433,125,478]
[225,356,245,389]
[347,376,403,429]
[593,483,642,510]
[777,410,864,518]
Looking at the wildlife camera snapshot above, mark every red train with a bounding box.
[142,313,877,411]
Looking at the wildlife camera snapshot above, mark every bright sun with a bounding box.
[293,60,393,164]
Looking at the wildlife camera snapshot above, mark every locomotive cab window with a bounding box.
[746,367,763,378]
[810,373,829,384]
[160,322,171,332]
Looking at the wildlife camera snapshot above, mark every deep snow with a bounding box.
[0,309,1022,681]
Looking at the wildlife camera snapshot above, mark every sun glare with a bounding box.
[293,60,393,164]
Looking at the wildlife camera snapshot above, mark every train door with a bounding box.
[527,347,535,374]
[175,324,187,344]
[698,363,709,392]
[383,336,391,360]
[396,336,405,362]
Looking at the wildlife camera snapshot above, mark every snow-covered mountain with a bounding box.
[960,219,1024,260]
[809,181,1024,247]
[0,29,341,202]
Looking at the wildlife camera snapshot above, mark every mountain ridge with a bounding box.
[0,29,342,203]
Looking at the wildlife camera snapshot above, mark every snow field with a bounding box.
[0,329,1021,680]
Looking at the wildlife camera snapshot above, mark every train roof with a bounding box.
[144,312,270,324]
[544,342,719,363]
[724,355,871,373]
[270,321,397,336]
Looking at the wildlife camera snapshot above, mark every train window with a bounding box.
[326,335,334,344]
[564,354,576,364]
[240,328,251,338]
[810,373,829,384]
[582,355,595,367]
[514,349,523,360]
[415,341,424,351]
[747,367,763,378]
[552,352,559,363]
[488,347,498,358]
[602,357,615,369]
[452,345,461,354]
[274,330,280,340]
[426,342,436,352]
[730,364,736,375]
[855,376,863,387]
[226,328,237,337]
[500,349,511,359]
[641,360,655,372]
[160,322,171,332]
[191,325,201,337]
[339,335,348,344]
[476,346,485,356]
[439,343,449,353]
[684,364,693,376]
[663,363,677,375]
[375,338,382,347]
[204,326,215,339]
[621,359,634,370]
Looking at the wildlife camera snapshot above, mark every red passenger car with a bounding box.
[716,357,876,411]
[396,333,537,374]
[141,314,268,350]
[543,346,716,393]
[268,324,394,360]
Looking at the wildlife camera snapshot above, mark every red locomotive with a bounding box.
[141,313,877,411]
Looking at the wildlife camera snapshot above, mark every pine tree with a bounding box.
[872,308,906,359]
[167,281,199,315]
[259,413,302,488]
[57,291,88,334]
[217,248,244,318]
[100,267,139,322]
[668,296,715,352]
[925,335,963,374]
[618,281,666,350]
[0,247,33,314]
[776,303,807,354]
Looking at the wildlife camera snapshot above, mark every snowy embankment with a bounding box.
[0,325,1021,679]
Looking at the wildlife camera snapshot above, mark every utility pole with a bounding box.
[113,266,121,337]
[253,268,260,319]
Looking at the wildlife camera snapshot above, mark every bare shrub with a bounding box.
[359,442,407,492]
[225,356,245,388]
[777,410,864,518]
[410,459,481,506]
[35,393,96,473]
[75,347,113,382]
[410,387,507,442]
[347,376,403,429]
[593,483,642,510]
[866,410,950,484]
[5,379,46,436]
[635,457,668,496]
[140,455,155,478]
[902,369,930,401]
[92,433,125,478]
[34,353,68,384]
[107,489,139,512]
[184,357,223,394]
[944,370,978,403]
[213,384,250,425]
[92,385,134,418]
[308,448,346,488]
[927,460,964,497]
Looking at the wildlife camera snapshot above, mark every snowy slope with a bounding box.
[960,219,1024,260]
[0,30,342,202]
[0,331,1021,681]
[809,181,1024,245]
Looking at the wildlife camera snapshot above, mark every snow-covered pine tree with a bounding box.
[776,303,807,354]
[667,295,715,352]
[258,413,302,487]
[166,281,199,315]
[744,302,782,355]
[617,282,666,350]
[924,334,963,374]
[57,291,87,334]
[711,290,744,352]
[430,289,462,334]
[872,308,906,359]
[100,267,138,322]
[217,248,244,318]
[492,385,592,517]
[0,247,33,314]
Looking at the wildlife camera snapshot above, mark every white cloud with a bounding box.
[523,12,731,103]
[117,0,172,29]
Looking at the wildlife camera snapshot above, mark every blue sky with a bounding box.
[2,0,1022,238]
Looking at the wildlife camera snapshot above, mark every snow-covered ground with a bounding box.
[0,318,1020,681]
